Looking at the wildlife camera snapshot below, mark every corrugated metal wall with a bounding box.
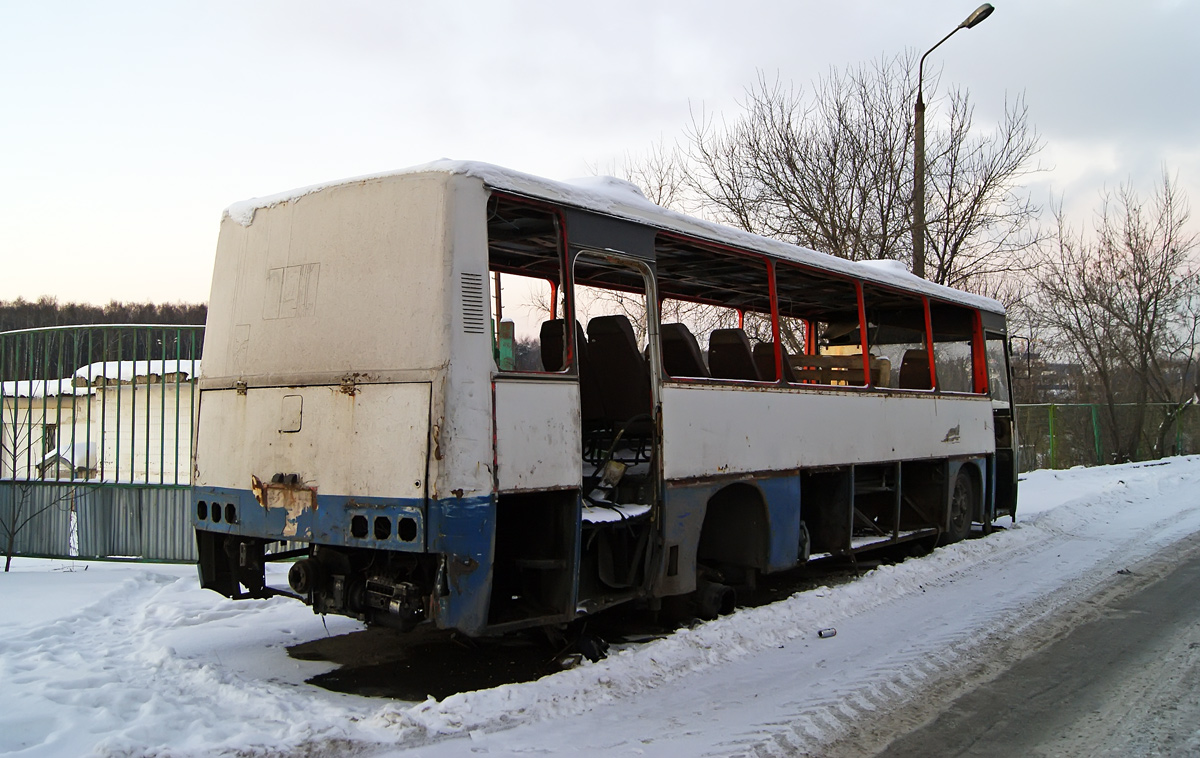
[1,483,196,561]
[75,486,195,561]
[0,483,74,556]
[139,488,196,560]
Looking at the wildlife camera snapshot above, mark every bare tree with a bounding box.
[682,63,916,263]
[923,94,1044,289]
[620,54,1044,292]
[610,136,688,209]
[2,480,79,572]
[0,397,101,570]
[1,418,75,571]
[1034,172,1200,460]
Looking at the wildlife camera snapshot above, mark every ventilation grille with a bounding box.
[460,272,486,334]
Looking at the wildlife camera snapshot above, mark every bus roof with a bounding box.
[224,159,1005,315]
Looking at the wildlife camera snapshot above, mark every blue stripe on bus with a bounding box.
[426,495,495,633]
[662,472,803,575]
[758,475,803,571]
[191,486,431,551]
[192,486,496,634]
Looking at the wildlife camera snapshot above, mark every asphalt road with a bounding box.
[863,536,1200,757]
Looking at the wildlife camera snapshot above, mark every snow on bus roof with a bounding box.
[224,159,1003,314]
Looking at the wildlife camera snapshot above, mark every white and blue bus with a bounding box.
[192,161,1017,634]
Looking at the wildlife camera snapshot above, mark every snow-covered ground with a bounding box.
[4,458,1200,757]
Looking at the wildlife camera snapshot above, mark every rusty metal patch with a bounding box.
[252,474,317,538]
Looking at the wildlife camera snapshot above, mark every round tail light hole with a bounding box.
[224,503,237,524]
[350,515,368,539]
[374,516,392,540]
[397,517,418,542]
[197,501,208,521]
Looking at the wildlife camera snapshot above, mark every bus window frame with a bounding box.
[486,192,576,379]
[774,258,868,390]
[652,232,776,387]
[926,296,987,397]
[858,278,935,393]
[984,329,1013,406]
[570,247,662,407]
[973,310,989,395]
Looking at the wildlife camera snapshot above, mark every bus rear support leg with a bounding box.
[196,531,268,599]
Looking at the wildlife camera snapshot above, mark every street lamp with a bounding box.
[911,3,994,280]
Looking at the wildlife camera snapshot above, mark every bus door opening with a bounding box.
[572,252,659,605]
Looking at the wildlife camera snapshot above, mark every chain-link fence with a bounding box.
[1015,402,1200,472]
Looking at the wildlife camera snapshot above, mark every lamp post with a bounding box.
[912,3,994,280]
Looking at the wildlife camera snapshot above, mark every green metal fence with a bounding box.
[1,324,203,563]
[1014,402,1200,472]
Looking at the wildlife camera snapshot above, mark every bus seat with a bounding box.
[577,321,607,422]
[587,315,652,424]
[753,341,796,382]
[898,349,932,390]
[541,319,605,421]
[709,329,762,381]
[661,323,709,378]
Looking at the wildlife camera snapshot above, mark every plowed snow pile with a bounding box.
[4,458,1200,757]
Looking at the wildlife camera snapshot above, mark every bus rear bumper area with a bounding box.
[192,484,427,552]
[192,486,495,635]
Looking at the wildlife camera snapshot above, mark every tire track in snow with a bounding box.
[301,463,1200,757]
[710,469,1200,758]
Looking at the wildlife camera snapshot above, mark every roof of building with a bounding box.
[1,360,201,398]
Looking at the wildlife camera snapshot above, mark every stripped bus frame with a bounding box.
[192,162,1017,635]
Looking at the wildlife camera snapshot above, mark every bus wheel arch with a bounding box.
[696,482,771,579]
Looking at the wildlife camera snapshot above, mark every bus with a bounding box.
[192,161,1017,635]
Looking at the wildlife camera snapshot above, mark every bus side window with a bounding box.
[862,283,927,390]
[485,196,567,375]
[985,333,1012,405]
[929,300,979,393]
[653,236,773,383]
[658,298,761,380]
[775,262,864,386]
[488,271,558,371]
[767,315,807,382]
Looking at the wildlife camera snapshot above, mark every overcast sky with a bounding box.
[2,0,1197,305]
